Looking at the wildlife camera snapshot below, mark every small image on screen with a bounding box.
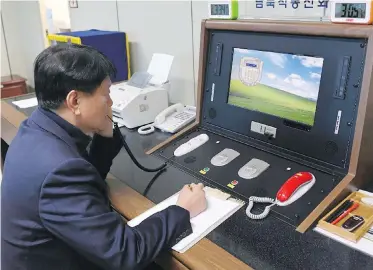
[228,48,324,126]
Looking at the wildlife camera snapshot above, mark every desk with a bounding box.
[2,93,373,270]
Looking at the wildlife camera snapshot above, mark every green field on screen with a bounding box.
[228,79,316,126]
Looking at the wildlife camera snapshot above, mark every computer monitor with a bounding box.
[227,48,324,127]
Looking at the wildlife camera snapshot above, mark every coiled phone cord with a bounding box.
[108,116,167,173]
[245,196,277,220]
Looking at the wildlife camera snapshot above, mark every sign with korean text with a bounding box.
[255,0,329,9]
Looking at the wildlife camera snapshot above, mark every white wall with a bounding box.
[1,14,11,77]
[68,0,196,105]
[1,0,45,88]
[44,0,71,31]
[69,0,119,31]
[117,1,195,105]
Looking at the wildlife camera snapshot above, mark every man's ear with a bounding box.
[66,90,81,115]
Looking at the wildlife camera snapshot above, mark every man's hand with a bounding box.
[176,183,207,218]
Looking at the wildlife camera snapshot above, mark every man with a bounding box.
[1,43,207,270]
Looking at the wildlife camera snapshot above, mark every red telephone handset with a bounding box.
[276,172,316,206]
[246,171,316,219]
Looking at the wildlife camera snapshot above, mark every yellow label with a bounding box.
[227,184,235,189]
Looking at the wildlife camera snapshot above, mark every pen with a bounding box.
[326,200,352,223]
[331,202,359,225]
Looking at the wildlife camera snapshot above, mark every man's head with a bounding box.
[34,43,116,136]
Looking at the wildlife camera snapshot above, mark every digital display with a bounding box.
[335,3,366,18]
[228,48,324,126]
[211,4,229,15]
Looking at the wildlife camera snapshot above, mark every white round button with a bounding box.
[216,155,228,163]
[244,167,257,176]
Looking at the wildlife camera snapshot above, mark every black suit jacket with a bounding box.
[1,107,192,270]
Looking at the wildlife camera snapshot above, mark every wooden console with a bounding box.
[147,20,373,233]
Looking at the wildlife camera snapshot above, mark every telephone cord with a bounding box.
[138,123,155,135]
[245,196,277,220]
[115,123,167,172]
[108,116,167,172]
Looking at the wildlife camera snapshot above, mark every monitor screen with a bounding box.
[227,48,324,127]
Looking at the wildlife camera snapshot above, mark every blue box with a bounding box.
[48,29,131,83]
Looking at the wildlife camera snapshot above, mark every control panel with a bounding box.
[334,56,351,100]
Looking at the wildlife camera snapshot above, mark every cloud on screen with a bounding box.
[230,48,324,101]
[264,72,319,101]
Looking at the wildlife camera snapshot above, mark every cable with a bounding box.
[142,167,167,196]
[137,123,155,135]
[108,116,167,172]
[245,196,277,220]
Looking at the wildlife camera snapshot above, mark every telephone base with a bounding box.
[136,104,197,135]
[152,127,344,229]
[154,104,197,134]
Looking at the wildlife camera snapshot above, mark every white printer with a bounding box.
[110,82,169,129]
[110,53,175,129]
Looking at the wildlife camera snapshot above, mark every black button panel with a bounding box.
[334,56,351,100]
[213,43,223,76]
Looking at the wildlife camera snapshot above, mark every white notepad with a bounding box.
[12,97,38,108]
[127,187,244,253]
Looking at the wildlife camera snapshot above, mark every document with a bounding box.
[127,72,152,89]
[127,187,244,253]
[12,97,38,108]
[147,53,174,86]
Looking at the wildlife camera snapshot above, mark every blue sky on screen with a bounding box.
[230,48,324,101]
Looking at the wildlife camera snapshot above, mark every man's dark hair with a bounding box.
[34,43,116,109]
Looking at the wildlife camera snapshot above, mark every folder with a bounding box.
[127,186,245,253]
